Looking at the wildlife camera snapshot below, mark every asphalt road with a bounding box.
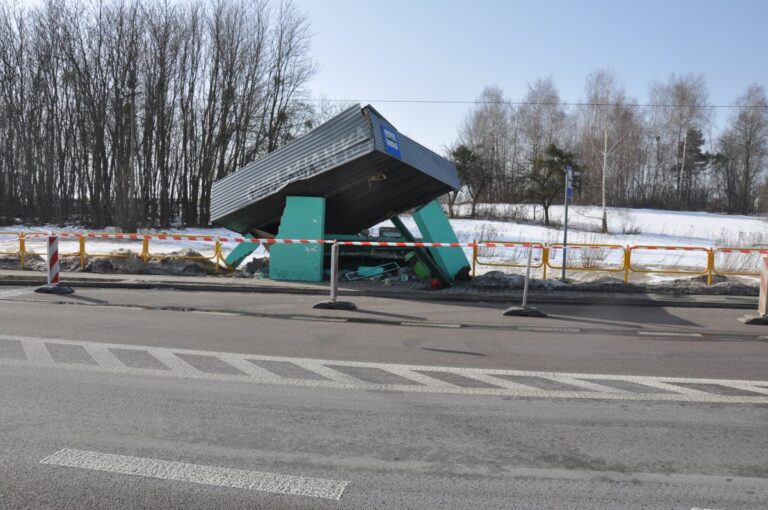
[1,287,767,509]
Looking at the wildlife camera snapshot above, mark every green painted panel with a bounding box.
[269,197,326,281]
[224,233,257,268]
[412,200,470,280]
[356,266,385,278]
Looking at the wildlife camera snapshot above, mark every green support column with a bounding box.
[269,196,326,282]
[412,200,470,280]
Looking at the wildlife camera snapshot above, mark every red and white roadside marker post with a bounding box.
[35,235,74,295]
[741,255,768,325]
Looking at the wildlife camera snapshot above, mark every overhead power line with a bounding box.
[307,98,768,109]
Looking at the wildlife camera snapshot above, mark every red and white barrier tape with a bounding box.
[634,246,708,251]
[24,232,543,249]
[548,245,624,250]
[718,248,768,254]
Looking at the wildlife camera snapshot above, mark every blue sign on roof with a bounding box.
[380,125,401,158]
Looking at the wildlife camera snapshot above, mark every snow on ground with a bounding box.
[1,205,765,282]
[0,225,267,266]
[371,205,766,282]
[450,204,768,246]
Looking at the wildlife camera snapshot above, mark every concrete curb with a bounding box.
[0,274,756,309]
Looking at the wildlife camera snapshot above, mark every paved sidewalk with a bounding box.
[0,269,757,309]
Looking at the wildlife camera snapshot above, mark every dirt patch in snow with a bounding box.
[467,270,757,296]
[83,249,217,276]
[470,271,566,290]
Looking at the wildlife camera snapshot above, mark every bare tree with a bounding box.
[718,84,768,214]
[580,70,636,232]
[517,78,567,160]
[455,86,514,211]
[648,73,711,208]
[0,0,315,227]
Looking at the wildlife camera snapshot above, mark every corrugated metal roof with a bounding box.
[367,107,460,189]
[211,105,374,222]
[210,104,459,234]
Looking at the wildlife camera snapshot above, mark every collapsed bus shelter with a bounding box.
[210,104,469,285]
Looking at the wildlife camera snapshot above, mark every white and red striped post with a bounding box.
[741,255,768,324]
[35,235,74,295]
[47,235,60,285]
[758,255,768,317]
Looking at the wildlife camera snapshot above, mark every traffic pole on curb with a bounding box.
[314,240,356,310]
[503,244,546,317]
[740,254,768,325]
[35,235,74,295]
[562,164,573,282]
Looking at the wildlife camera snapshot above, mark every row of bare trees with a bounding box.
[0,0,316,229]
[452,72,768,227]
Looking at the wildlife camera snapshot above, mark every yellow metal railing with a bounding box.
[627,245,713,285]
[712,247,768,277]
[470,241,765,286]
[2,232,231,272]
[546,243,626,277]
[472,241,548,279]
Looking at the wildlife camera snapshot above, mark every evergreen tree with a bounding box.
[526,144,580,226]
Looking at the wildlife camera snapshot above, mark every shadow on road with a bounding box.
[352,308,425,321]
[55,294,110,305]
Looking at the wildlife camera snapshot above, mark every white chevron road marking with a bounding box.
[2,334,767,404]
[40,449,348,500]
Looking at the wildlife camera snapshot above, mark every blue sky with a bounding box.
[295,0,768,152]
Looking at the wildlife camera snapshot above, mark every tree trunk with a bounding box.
[601,126,608,233]
[678,129,688,203]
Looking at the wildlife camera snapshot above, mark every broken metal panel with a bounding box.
[412,200,470,279]
[210,104,459,235]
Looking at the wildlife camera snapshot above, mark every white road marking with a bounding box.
[441,370,534,390]
[40,449,348,500]
[149,349,205,376]
[189,310,241,317]
[517,326,581,333]
[291,316,348,323]
[0,288,34,299]
[2,334,768,404]
[289,360,364,384]
[400,321,462,329]
[638,331,703,337]
[544,376,630,394]
[81,344,126,369]
[383,366,461,387]
[215,353,281,380]
[622,379,710,396]
[21,340,55,365]
[715,382,768,395]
